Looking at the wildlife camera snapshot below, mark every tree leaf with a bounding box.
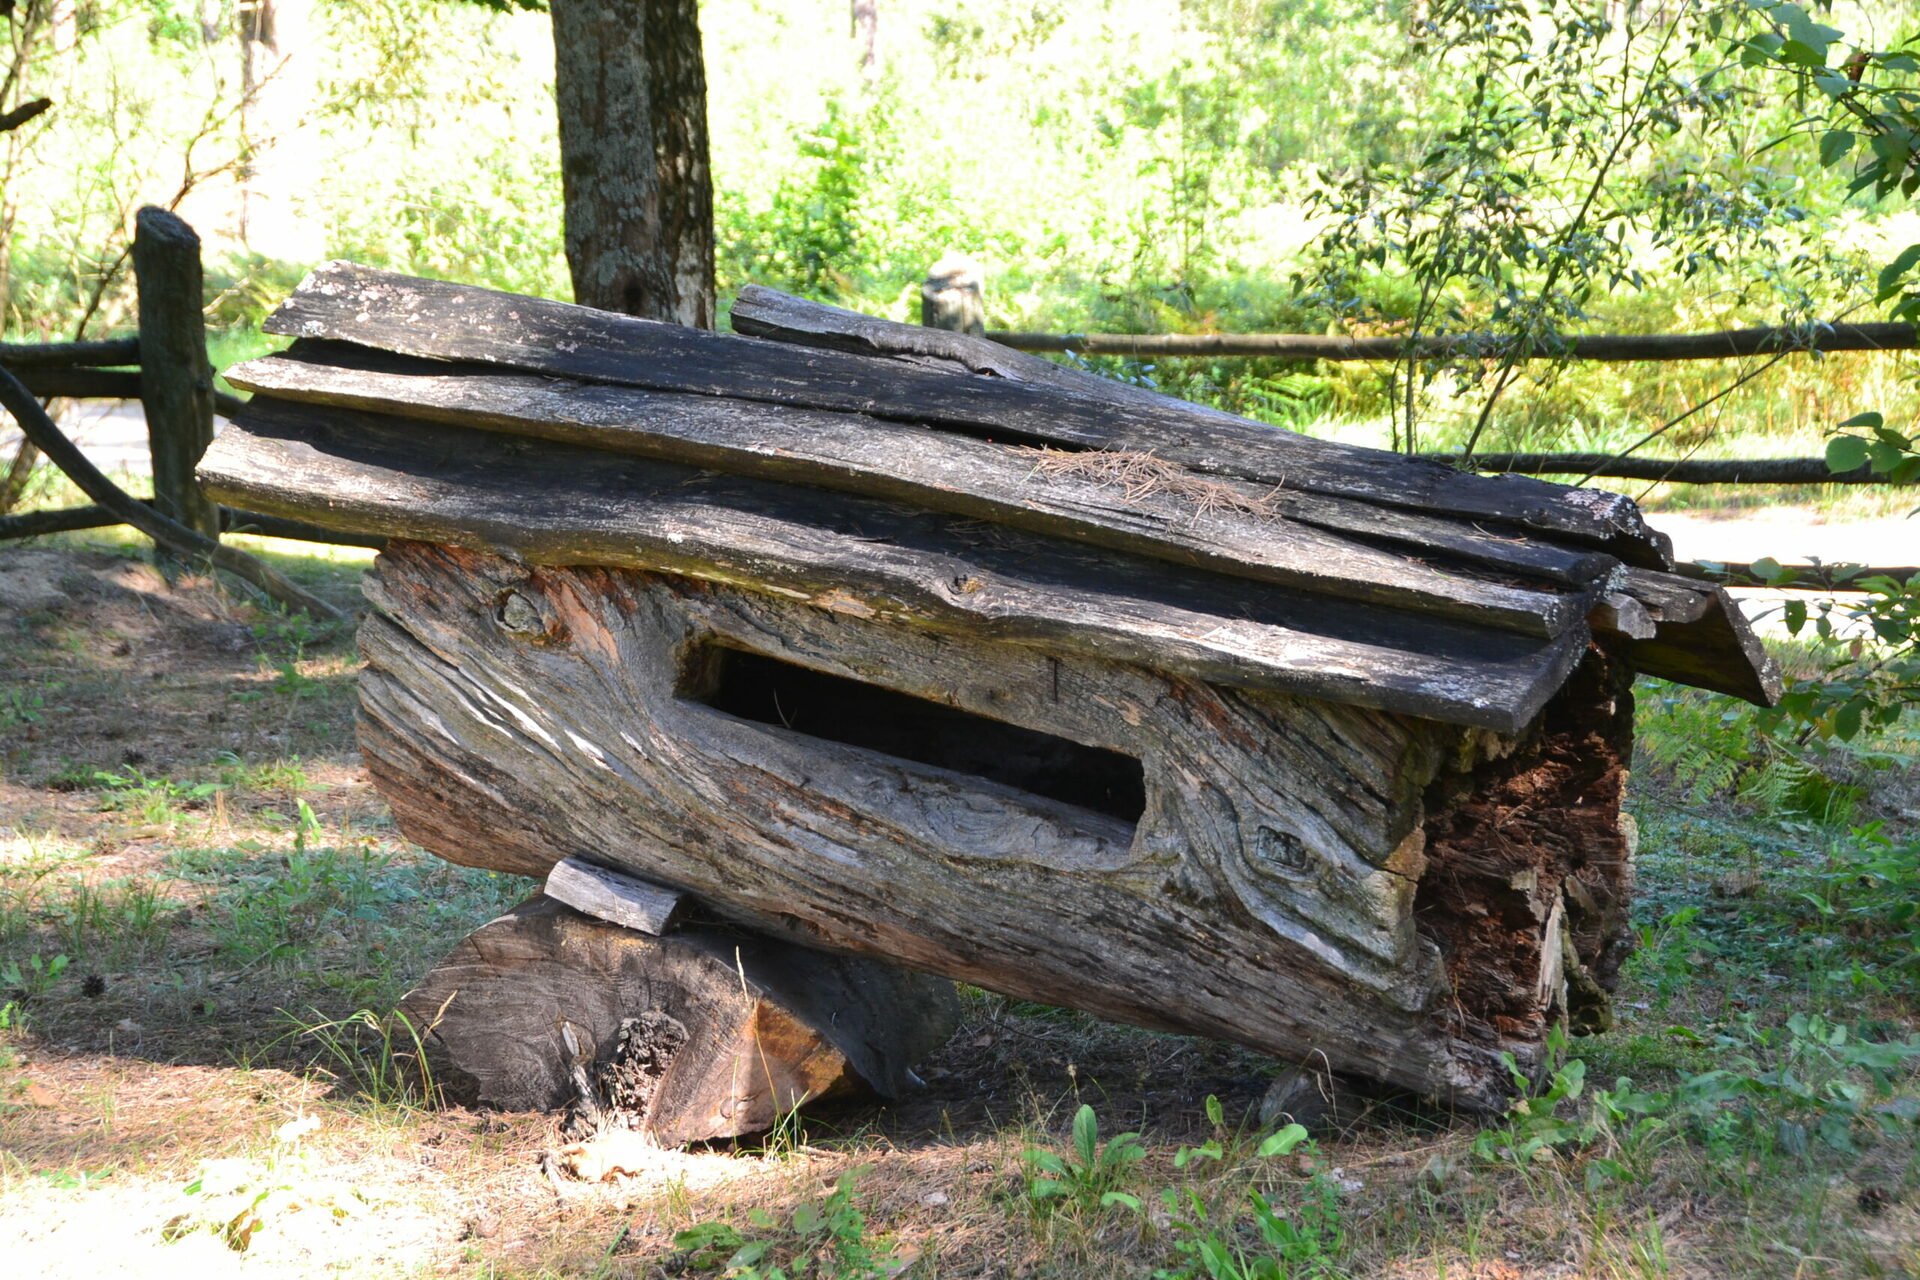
[1256,1123,1311,1158]
[1072,1104,1099,1167]
[1820,130,1856,165]
[1827,435,1871,472]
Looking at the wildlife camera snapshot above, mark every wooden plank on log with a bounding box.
[1614,568,1782,705]
[730,286,1679,572]
[198,400,1588,731]
[402,898,959,1144]
[263,263,1669,565]
[362,543,1627,1110]
[230,346,1593,636]
[544,857,685,934]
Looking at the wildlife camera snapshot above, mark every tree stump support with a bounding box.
[403,893,960,1147]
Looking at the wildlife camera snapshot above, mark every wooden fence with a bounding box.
[0,209,360,555]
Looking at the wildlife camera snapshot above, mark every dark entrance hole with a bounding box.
[685,646,1146,824]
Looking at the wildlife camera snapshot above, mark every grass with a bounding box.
[0,537,1915,1276]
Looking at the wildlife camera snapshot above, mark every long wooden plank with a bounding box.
[197,399,1586,731]
[229,347,1590,637]
[264,263,1669,565]
[728,288,1781,710]
[242,342,1617,591]
[731,287,1683,570]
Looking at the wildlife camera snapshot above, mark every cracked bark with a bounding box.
[550,0,714,328]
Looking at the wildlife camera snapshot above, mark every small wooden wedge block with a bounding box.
[403,898,960,1146]
[543,856,684,934]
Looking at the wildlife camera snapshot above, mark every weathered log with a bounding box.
[544,857,684,934]
[402,898,959,1144]
[199,403,1588,732]
[358,540,1631,1111]
[227,345,1592,638]
[264,263,1669,564]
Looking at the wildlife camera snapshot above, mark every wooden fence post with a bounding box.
[921,255,985,335]
[134,206,219,547]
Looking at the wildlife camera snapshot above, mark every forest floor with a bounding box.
[0,536,1916,1279]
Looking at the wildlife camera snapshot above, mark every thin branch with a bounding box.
[0,362,343,621]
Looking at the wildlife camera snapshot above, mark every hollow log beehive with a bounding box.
[199,265,1779,1116]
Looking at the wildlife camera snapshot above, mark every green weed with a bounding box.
[1021,1102,1149,1214]
[289,1006,442,1114]
[671,1165,902,1279]
[1159,1107,1336,1280]
[1,952,68,1002]
[161,1113,364,1252]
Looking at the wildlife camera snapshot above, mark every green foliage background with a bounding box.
[2,0,1918,453]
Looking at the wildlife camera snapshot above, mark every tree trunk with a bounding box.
[403,897,959,1145]
[549,0,714,328]
[349,538,1637,1112]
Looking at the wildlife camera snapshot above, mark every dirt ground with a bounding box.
[1,538,1916,1279]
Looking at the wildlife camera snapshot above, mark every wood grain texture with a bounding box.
[544,857,684,934]
[1614,568,1782,705]
[262,263,1668,564]
[226,346,1590,637]
[356,541,1628,1110]
[725,289,1779,709]
[402,897,959,1144]
[198,401,1587,732]
[133,207,219,541]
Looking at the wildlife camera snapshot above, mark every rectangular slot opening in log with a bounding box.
[681,645,1147,825]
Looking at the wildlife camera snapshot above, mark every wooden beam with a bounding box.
[543,857,685,934]
[1454,453,1899,485]
[0,336,141,368]
[985,321,1920,363]
[0,500,385,547]
[134,208,219,542]
[198,401,1588,731]
[1681,561,1920,591]
[12,367,141,400]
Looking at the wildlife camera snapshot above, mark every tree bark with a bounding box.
[351,539,1640,1111]
[550,0,714,328]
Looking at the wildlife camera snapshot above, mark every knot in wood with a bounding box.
[1255,825,1312,874]
[494,589,552,641]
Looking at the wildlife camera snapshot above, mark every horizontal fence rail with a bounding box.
[1442,453,1889,485]
[986,320,1920,362]
[0,335,142,368]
